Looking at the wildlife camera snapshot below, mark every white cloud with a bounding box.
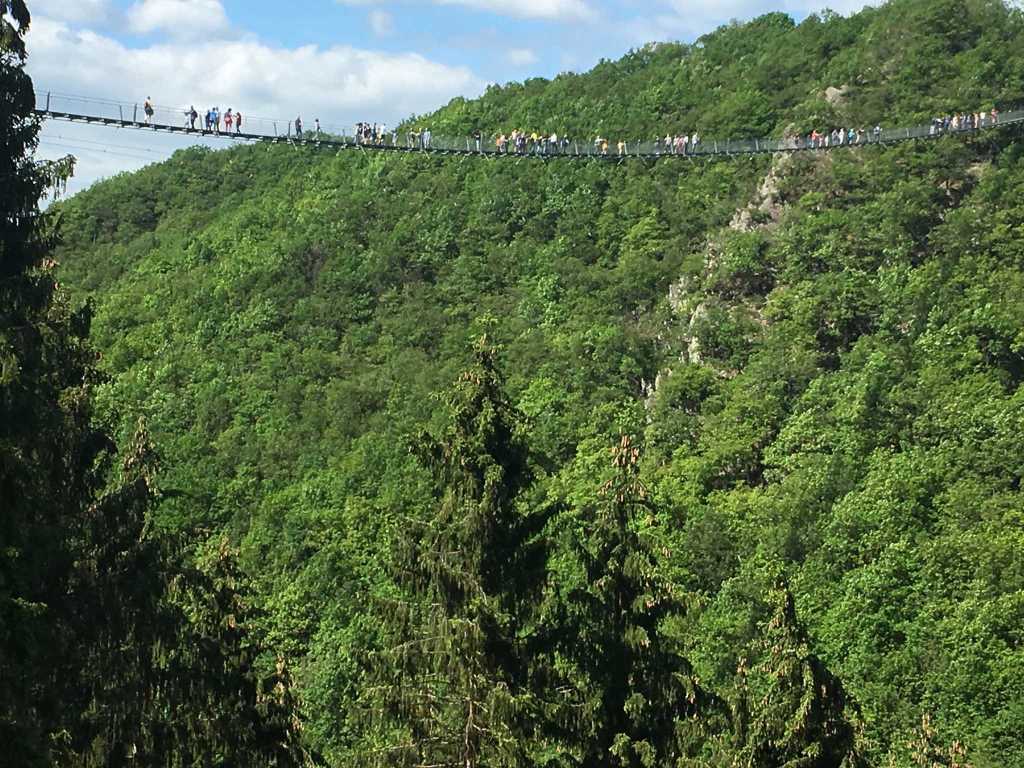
[26,17,484,131]
[437,0,594,20]
[126,0,230,37]
[505,47,538,67]
[29,0,113,25]
[336,0,595,21]
[369,9,395,35]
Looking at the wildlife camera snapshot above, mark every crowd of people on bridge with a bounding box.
[486,131,701,156]
[495,131,575,154]
[801,125,881,149]
[930,109,999,134]
[799,108,999,149]
[352,121,395,145]
[142,93,1007,158]
[182,105,243,135]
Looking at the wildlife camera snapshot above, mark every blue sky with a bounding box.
[26,0,872,195]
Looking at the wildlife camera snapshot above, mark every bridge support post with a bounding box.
[119,106,124,122]
[46,92,50,112]
[133,104,137,123]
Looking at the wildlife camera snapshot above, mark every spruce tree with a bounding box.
[51,424,174,767]
[361,339,548,767]
[906,714,972,768]
[741,580,864,768]
[1,0,89,760]
[151,539,312,768]
[558,435,719,768]
[1,8,309,763]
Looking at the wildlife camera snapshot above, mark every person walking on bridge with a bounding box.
[185,105,197,130]
[234,110,242,133]
[295,116,303,138]
[224,109,233,133]
[143,97,154,125]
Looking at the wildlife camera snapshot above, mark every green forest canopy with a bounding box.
[37,0,1024,765]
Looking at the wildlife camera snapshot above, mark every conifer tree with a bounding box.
[361,338,548,767]
[558,435,719,768]
[740,579,864,768]
[151,539,312,768]
[2,9,308,763]
[1,0,89,760]
[907,714,972,768]
[50,424,174,766]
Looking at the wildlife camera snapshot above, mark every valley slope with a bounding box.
[54,1,1024,764]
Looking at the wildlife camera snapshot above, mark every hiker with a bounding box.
[224,109,233,133]
[143,97,154,125]
[235,110,242,133]
[185,105,197,130]
[212,107,220,134]
[295,116,303,138]
[315,118,322,137]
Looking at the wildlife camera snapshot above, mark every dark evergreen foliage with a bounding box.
[738,580,864,768]
[358,339,549,767]
[1,0,88,759]
[28,1,1024,766]
[2,4,313,764]
[555,435,722,767]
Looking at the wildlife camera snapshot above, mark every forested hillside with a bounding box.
[47,0,1024,765]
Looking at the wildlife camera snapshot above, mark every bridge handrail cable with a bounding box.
[32,90,1024,161]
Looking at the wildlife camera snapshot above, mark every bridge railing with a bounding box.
[34,91,309,138]
[33,90,1024,159]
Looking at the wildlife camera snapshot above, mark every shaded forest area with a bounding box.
[4,0,1024,765]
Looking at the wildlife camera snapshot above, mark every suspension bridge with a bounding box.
[33,92,1024,161]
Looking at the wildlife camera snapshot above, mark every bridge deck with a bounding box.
[34,107,1024,162]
